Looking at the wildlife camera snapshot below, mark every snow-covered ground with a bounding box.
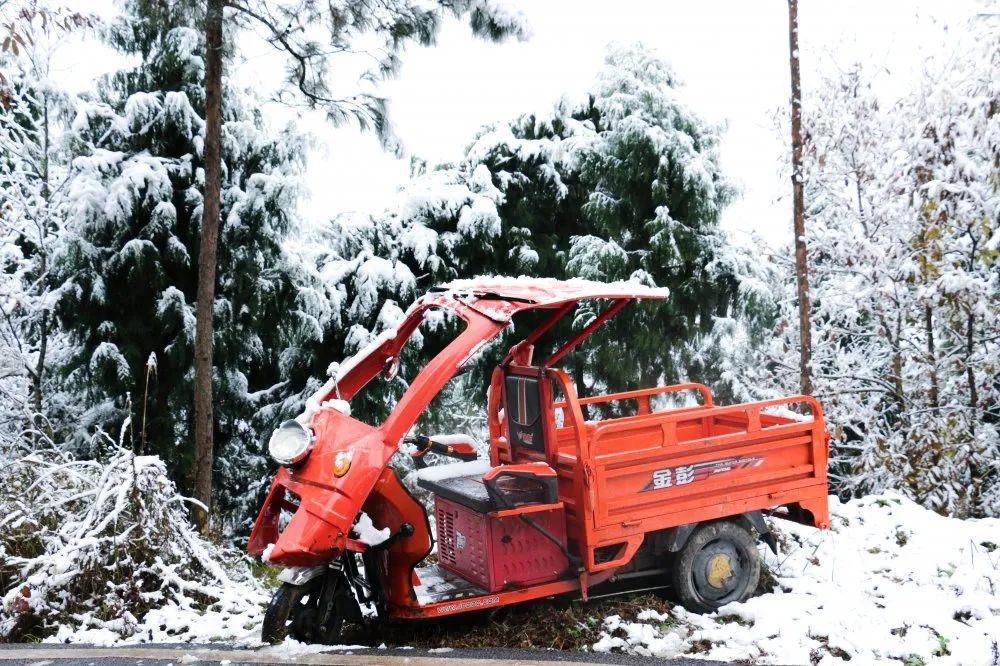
[49,595,267,647]
[33,493,999,665]
[595,493,1000,665]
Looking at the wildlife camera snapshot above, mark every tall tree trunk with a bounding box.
[33,101,50,422]
[788,0,812,395]
[193,0,224,533]
[924,305,939,409]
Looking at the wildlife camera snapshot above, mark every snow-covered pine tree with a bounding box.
[287,43,774,435]
[190,0,529,530]
[260,216,424,431]
[563,45,769,401]
[51,0,327,525]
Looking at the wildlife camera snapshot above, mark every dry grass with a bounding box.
[341,593,676,650]
[338,558,778,651]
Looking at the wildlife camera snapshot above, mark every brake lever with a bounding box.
[405,435,430,469]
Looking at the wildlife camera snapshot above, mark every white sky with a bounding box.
[268,0,984,248]
[60,0,987,248]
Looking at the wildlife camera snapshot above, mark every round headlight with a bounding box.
[268,420,313,466]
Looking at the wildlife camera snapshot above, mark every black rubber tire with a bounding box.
[669,520,760,614]
[261,582,310,644]
[263,575,356,645]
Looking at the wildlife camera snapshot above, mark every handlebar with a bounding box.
[405,435,479,468]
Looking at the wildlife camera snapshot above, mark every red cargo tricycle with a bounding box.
[248,278,829,643]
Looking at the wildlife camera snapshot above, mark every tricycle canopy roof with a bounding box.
[305,277,668,432]
[430,277,669,312]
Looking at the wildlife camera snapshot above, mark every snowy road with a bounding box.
[0,644,724,665]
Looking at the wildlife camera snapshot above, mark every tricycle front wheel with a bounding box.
[262,574,355,645]
[669,519,761,613]
[262,582,311,644]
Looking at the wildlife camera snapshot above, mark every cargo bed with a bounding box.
[493,372,829,573]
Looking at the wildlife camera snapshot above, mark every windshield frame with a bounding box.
[304,295,508,440]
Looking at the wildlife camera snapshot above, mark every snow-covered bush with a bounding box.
[0,435,265,642]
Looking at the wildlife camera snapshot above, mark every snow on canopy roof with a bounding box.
[433,276,669,306]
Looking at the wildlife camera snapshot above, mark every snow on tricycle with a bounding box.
[248,278,830,643]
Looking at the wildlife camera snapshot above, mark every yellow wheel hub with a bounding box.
[706,553,735,588]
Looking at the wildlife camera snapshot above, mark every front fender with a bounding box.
[278,565,328,586]
[248,411,393,566]
[247,467,348,566]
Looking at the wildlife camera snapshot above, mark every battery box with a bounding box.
[417,464,569,593]
[433,495,568,593]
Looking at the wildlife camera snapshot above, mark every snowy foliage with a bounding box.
[0,0,529,538]
[0,437,265,642]
[293,43,772,438]
[0,3,86,433]
[229,0,528,150]
[758,29,1000,516]
[48,2,327,527]
[264,225,425,431]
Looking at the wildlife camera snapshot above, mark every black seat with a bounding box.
[418,468,556,514]
[418,473,495,513]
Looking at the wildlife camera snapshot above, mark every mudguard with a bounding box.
[661,511,777,555]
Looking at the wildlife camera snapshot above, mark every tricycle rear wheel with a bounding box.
[669,519,760,613]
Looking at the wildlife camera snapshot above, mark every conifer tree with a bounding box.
[287,44,772,434]
[51,0,326,523]
[191,0,529,527]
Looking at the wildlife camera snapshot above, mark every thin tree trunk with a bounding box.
[33,310,46,416]
[892,313,904,416]
[32,92,51,427]
[964,235,980,432]
[965,308,980,510]
[788,0,812,395]
[924,305,939,409]
[966,311,978,422]
[193,0,224,533]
